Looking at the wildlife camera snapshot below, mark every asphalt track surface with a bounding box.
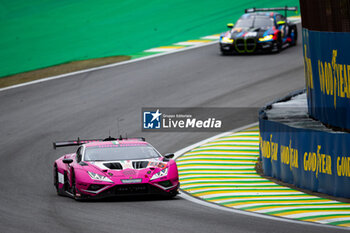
[1,29,347,232]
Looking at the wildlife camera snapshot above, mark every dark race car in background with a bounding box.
[219,7,298,54]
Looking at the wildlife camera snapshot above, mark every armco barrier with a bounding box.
[259,95,350,198]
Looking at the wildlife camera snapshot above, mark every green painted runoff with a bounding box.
[0,0,299,77]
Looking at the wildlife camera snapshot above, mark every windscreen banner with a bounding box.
[303,28,350,130]
[259,118,350,198]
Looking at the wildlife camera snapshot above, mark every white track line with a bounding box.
[144,47,183,52]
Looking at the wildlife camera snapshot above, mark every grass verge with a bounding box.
[0,55,130,89]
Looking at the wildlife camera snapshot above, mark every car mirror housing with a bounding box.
[63,158,73,164]
[164,153,174,159]
[227,23,234,28]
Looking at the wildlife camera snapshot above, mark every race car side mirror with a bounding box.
[227,23,234,28]
[63,158,73,164]
[164,153,174,159]
[277,21,286,26]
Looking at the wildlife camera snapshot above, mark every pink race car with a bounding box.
[53,137,179,200]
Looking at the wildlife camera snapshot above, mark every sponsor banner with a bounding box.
[259,118,350,198]
[303,27,350,130]
[142,108,257,132]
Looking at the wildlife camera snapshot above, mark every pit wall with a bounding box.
[301,0,350,130]
[259,93,350,198]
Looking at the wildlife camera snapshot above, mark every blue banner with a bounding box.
[259,118,350,198]
[303,28,350,130]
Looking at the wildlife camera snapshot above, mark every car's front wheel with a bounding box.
[71,171,79,199]
[166,185,179,199]
[221,49,231,55]
[53,165,59,195]
[169,191,178,198]
[71,171,86,201]
[220,45,232,55]
[272,34,282,53]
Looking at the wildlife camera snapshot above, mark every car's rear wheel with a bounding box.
[290,26,298,46]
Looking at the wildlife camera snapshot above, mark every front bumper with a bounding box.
[76,181,180,200]
[220,39,275,53]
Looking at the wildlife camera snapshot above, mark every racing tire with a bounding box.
[169,192,178,198]
[71,171,86,201]
[71,171,79,200]
[220,49,231,56]
[54,165,59,195]
[272,35,282,53]
[220,45,232,55]
[290,26,298,46]
[165,188,179,199]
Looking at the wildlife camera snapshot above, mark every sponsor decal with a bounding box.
[58,172,64,184]
[260,134,336,179]
[148,161,167,169]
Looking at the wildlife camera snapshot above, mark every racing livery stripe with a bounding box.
[176,125,350,228]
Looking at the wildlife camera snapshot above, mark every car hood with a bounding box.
[226,27,273,39]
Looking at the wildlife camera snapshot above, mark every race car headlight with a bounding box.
[259,35,273,42]
[221,37,234,43]
[150,168,168,181]
[87,171,113,183]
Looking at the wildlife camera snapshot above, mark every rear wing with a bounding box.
[245,6,298,18]
[53,136,146,149]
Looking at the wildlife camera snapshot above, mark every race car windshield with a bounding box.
[84,146,161,161]
[235,18,254,28]
[253,17,274,28]
[235,16,273,29]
